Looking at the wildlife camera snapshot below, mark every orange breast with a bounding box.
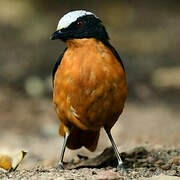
[53,38,127,132]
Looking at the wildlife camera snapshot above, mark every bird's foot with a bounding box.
[116,163,128,173]
[56,163,64,170]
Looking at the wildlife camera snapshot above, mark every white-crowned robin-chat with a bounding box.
[50,10,128,170]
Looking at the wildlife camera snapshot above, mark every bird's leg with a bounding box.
[57,129,69,170]
[104,128,123,171]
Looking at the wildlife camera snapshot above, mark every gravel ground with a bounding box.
[0,147,180,180]
[0,90,180,179]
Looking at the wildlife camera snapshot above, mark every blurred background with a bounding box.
[0,0,180,168]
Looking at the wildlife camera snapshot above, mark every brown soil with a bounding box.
[0,90,180,179]
[0,147,180,180]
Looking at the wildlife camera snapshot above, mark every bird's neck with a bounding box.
[66,38,99,48]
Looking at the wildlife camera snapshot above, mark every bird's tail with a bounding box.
[59,123,100,152]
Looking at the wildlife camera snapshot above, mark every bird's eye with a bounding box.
[76,21,83,28]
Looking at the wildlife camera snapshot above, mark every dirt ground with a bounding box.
[0,145,180,180]
[0,89,180,179]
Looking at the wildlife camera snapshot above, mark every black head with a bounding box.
[50,10,109,42]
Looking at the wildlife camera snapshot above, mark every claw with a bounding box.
[116,163,123,171]
[57,163,64,170]
[116,164,128,173]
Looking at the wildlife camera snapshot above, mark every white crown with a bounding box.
[57,10,97,30]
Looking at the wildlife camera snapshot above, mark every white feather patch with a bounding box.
[70,106,79,118]
[57,10,96,30]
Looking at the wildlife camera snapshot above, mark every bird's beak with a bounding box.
[50,30,65,40]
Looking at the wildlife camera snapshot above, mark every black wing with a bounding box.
[52,48,67,85]
[102,40,125,71]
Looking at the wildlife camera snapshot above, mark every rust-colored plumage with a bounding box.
[53,38,127,151]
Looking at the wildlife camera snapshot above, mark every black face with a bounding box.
[50,15,109,42]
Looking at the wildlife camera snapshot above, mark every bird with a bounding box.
[50,10,128,170]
